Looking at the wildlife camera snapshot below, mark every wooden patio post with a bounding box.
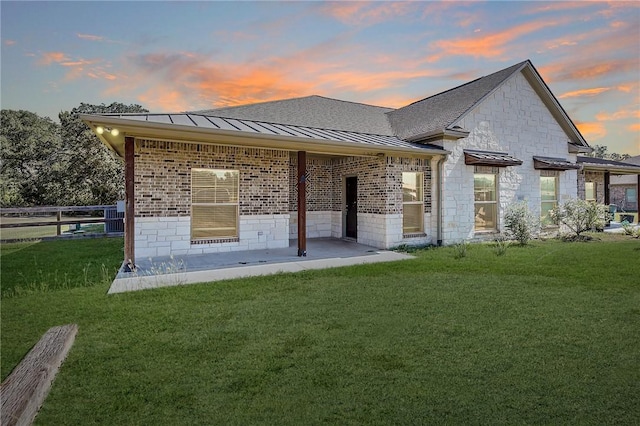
[604,171,610,205]
[297,151,307,257]
[124,136,135,266]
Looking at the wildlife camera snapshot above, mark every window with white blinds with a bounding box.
[191,169,239,240]
[402,172,424,234]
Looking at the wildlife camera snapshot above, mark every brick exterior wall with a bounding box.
[135,139,290,217]
[577,171,606,204]
[133,138,437,257]
[610,185,637,211]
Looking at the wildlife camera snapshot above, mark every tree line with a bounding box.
[1,103,147,207]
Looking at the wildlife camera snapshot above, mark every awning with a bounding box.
[533,156,581,170]
[464,150,523,167]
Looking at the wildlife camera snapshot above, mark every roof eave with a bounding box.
[568,143,593,154]
[580,163,640,174]
[405,127,470,143]
[80,114,449,159]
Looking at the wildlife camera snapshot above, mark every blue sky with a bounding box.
[1,1,639,155]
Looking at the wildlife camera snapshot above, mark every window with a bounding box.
[585,182,596,202]
[191,169,239,240]
[474,169,498,231]
[402,172,424,234]
[540,173,558,226]
[626,188,637,203]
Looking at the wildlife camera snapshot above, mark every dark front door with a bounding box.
[346,176,357,239]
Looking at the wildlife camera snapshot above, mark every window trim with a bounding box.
[402,172,425,236]
[191,168,240,242]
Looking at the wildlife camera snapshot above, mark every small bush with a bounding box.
[504,201,539,245]
[549,199,609,238]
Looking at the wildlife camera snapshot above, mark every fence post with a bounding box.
[56,211,62,236]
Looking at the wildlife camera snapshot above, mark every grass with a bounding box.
[0,237,122,298]
[1,234,639,424]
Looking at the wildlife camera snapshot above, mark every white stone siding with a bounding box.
[439,71,579,243]
[135,214,289,259]
[355,213,433,248]
[289,211,334,239]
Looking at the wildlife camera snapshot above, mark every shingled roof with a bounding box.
[386,61,529,141]
[193,95,395,136]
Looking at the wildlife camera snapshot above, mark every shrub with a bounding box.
[620,221,640,238]
[493,236,509,256]
[549,199,609,238]
[504,201,538,245]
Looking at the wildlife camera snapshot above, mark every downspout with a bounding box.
[436,155,445,246]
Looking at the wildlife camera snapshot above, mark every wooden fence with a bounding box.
[0,205,124,237]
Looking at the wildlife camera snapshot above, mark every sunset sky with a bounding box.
[1,1,639,155]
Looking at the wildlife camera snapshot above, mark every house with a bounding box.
[81,59,593,264]
[577,155,640,223]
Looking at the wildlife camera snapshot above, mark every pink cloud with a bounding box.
[38,52,69,65]
[575,121,607,141]
[558,88,611,99]
[4,39,16,46]
[431,18,567,59]
[595,108,640,121]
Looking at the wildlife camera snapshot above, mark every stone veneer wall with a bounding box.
[577,171,606,204]
[438,71,580,244]
[134,139,291,258]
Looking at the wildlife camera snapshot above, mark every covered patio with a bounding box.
[109,238,414,294]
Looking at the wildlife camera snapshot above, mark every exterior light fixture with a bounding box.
[95,126,119,136]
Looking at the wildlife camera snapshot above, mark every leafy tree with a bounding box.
[1,102,148,207]
[586,144,630,161]
[58,102,148,205]
[0,110,64,206]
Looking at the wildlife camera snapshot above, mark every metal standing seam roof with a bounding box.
[97,112,446,153]
[463,149,523,167]
[533,156,581,170]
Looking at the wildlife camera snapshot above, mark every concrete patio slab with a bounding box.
[108,238,414,294]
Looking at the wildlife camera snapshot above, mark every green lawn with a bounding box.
[1,235,639,424]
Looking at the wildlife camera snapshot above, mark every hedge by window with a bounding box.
[191,169,239,240]
[402,172,424,234]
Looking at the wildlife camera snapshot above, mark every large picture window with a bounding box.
[402,172,424,234]
[541,173,558,226]
[474,169,497,231]
[191,169,239,240]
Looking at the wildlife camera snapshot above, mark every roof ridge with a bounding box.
[396,60,530,110]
